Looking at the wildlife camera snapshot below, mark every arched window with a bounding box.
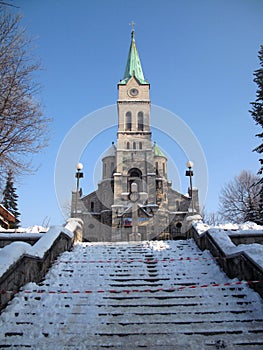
[138,112,143,131]
[125,111,132,131]
[127,142,130,149]
[91,201,94,212]
[103,163,107,178]
[128,168,142,193]
[139,142,142,149]
[163,163,166,176]
[155,162,159,175]
[175,222,182,234]
[133,142,136,149]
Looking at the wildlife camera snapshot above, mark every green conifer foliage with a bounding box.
[250,45,263,175]
[257,185,263,225]
[2,169,20,228]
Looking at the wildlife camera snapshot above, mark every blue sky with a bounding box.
[7,0,263,227]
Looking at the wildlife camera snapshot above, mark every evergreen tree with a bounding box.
[250,45,263,175]
[244,194,259,223]
[257,185,263,225]
[1,169,20,228]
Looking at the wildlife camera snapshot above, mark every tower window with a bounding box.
[91,201,94,212]
[139,142,142,149]
[128,168,142,193]
[127,142,130,149]
[155,162,159,175]
[138,112,144,131]
[125,111,132,131]
[133,142,136,149]
[163,163,166,176]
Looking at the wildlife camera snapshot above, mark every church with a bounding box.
[71,29,200,242]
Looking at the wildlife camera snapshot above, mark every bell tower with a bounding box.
[112,29,164,239]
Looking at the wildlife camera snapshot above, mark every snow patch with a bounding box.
[186,214,203,222]
[0,225,48,234]
[209,229,236,253]
[30,226,73,258]
[0,242,32,276]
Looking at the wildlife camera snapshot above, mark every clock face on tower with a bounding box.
[128,88,139,97]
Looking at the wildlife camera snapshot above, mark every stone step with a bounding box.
[1,239,263,349]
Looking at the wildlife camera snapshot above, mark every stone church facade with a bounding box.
[71,30,199,242]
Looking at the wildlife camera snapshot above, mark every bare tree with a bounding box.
[219,170,261,224]
[0,7,50,175]
[201,207,221,226]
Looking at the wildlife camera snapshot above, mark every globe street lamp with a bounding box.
[185,160,194,213]
[75,163,83,214]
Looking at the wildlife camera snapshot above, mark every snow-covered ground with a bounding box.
[1,239,263,349]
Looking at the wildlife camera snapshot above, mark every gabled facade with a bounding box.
[71,30,199,241]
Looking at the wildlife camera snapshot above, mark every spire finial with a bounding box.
[129,20,135,33]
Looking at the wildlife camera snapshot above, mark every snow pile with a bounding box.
[193,221,263,236]
[0,242,32,276]
[209,229,237,253]
[22,225,49,233]
[65,217,83,234]
[144,240,170,251]
[214,221,263,233]
[226,222,263,234]
[0,225,48,234]
[193,221,210,235]
[30,226,73,259]
[237,244,263,268]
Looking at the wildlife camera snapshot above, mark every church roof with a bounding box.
[102,142,116,158]
[153,142,167,158]
[119,30,148,85]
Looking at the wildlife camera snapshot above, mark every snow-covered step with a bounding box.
[1,239,263,349]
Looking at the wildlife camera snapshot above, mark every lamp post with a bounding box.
[185,160,194,214]
[75,162,83,215]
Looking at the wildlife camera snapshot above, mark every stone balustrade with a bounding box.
[0,218,83,311]
[187,222,263,298]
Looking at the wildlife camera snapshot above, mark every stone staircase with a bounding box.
[1,239,263,349]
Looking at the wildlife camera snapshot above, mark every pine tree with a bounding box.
[250,45,263,175]
[257,185,263,225]
[244,194,259,223]
[1,169,20,228]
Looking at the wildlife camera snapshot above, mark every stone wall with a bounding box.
[0,219,83,311]
[0,233,42,248]
[187,225,263,298]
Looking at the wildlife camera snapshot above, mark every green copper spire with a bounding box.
[153,142,167,158]
[119,29,148,85]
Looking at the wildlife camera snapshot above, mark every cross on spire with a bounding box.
[129,20,135,33]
